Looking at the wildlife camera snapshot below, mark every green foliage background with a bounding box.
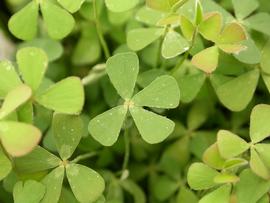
[1,0,270,202]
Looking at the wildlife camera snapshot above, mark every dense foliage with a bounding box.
[1,0,270,202]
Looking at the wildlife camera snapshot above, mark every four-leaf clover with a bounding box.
[89,52,180,146]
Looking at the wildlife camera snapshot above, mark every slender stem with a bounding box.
[71,152,98,163]
[93,0,110,59]
[82,63,106,86]
[121,128,130,179]
[156,25,170,68]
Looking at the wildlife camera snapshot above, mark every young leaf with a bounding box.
[191,46,219,73]
[8,1,39,40]
[250,104,270,143]
[199,184,231,203]
[218,23,247,44]
[130,106,174,144]
[187,163,219,190]
[88,106,127,146]
[255,144,270,169]
[180,15,195,41]
[203,143,225,170]
[0,147,12,181]
[0,60,22,98]
[127,28,164,51]
[195,0,203,25]
[41,166,65,203]
[212,69,259,112]
[232,0,259,20]
[236,169,270,203]
[261,40,270,74]
[198,12,222,42]
[66,164,105,203]
[40,0,75,39]
[132,75,180,108]
[161,30,189,59]
[217,130,249,159]
[0,85,32,120]
[57,0,85,13]
[0,121,41,157]
[213,173,239,184]
[14,146,61,173]
[250,148,270,179]
[36,77,84,114]
[105,0,139,12]
[146,0,182,12]
[17,47,48,91]
[52,114,84,160]
[106,52,139,99]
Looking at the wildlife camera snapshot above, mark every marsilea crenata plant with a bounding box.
[1,0,270,202]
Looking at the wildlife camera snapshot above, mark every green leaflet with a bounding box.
[161,30,189,59]
[58,0,85,13]
[0,147,12,181]
[232,0,259,20]
[199,184,231,203]
[203,143,225,170]
[261,40,270,74]
[8,1,39,40]
[106,52,139,99]
[17,47,48,91]
[13,180,46,203]
[0,60,22,99]
[0,85,32,120]
[153,176,179,201]
[66,164,105,203]
[244,13,270,36]
[52,114,84,160]
[0,122,41,157]
[36,77,84,114]
[250,148,270,179]
[130,106,175,144]
[132,75,180,108]
[187,163,219,190]
[127,28,164,51]
[41,166,65,203]
[88,106,127,146]
[217,130,249,159]
[105,0,139,12]
[250,104,270,143]
[40,0,75,39]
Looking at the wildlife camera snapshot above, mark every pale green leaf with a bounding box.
[211,69,259,112]
[14,146,61,173]
[41,166,65,203]
[13,180,46,203]
[52,114,84,160]
[255,144,270,169]
[244,13,270,36]
[146,0,182,12]
[203,143,226,170]
[132,75,180,108]
[0,147,12,181]
[199,184,231,203]
[8,1,39,40]
[232,0,259,20]
[17,47,48,91]
[106,52,139,99]
[176,187,198,203]
[127,28,164,51]
[66,164,105,203]
[161,30,189,59]
[191,46,219,73]
[217,130,249,159]
[250,104,270,143]
[136,6,165,26]
[236,169,270,203]
[58,0,85,13]
[218,23,247,45]
[0,85,32,120]
[130,106,174,144]
[0,60,22,99]
[36,77,84,114]
[0,121,41,157]
[88,106,127,146]
[41,0,75,39]
[261,40,270,74]
[180,15,195,41]
[105,0,139,12]
[250,148,270,179]
[187,163,219,190]
[213,173,239,184]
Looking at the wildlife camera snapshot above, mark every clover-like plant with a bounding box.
[0,47,84,115]
[88,52,180,146]
[187,104,270,203]
[8,0,87,40]
[14,114,105,203]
